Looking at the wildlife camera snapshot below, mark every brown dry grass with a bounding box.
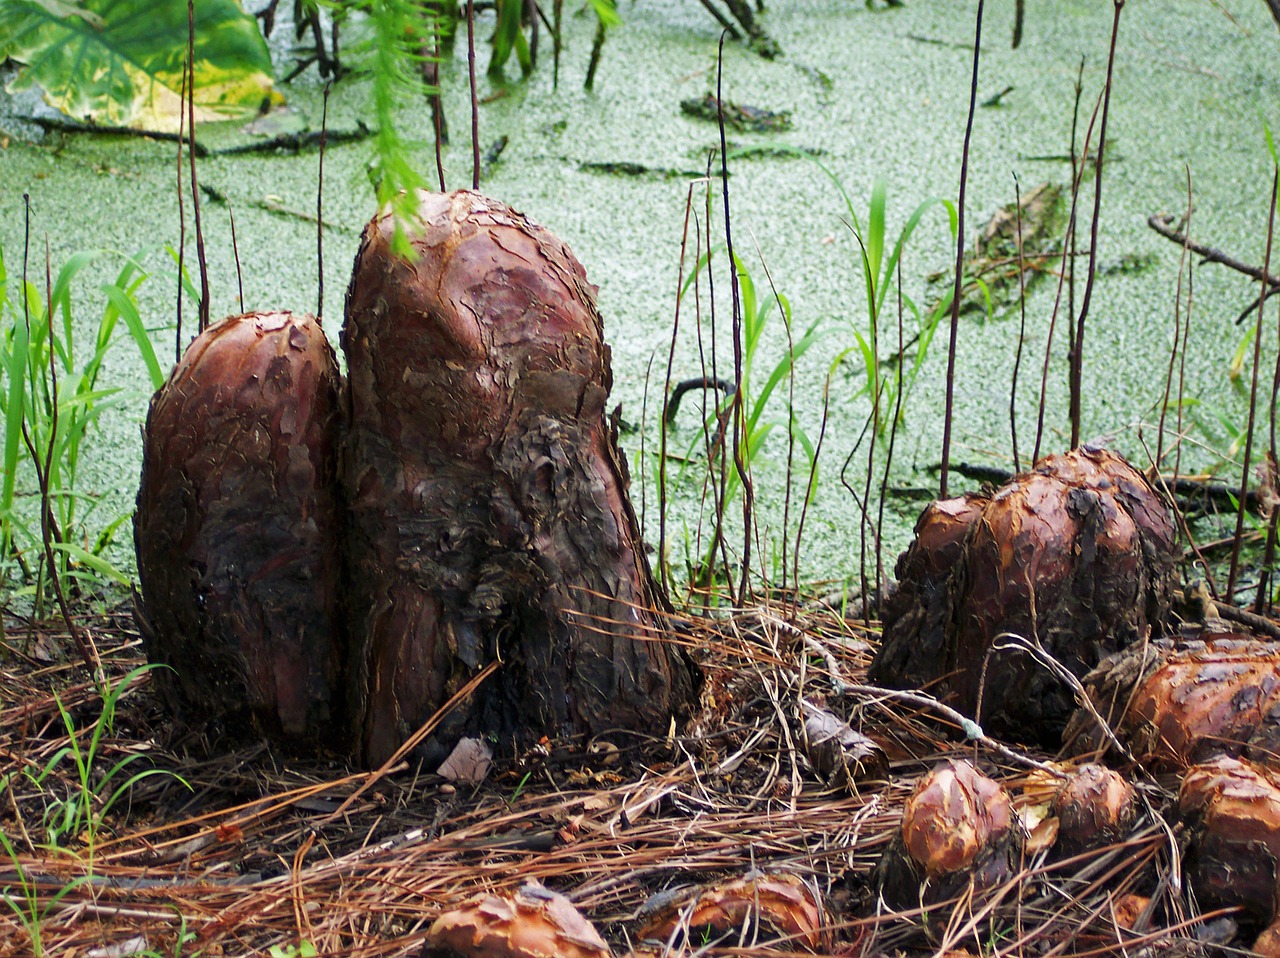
[0,599,1209,958]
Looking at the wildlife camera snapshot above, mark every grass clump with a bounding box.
[0,239,166,616]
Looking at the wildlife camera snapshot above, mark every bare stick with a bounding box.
[317,81,330,321]
[939,0,985,498]
[584,15,607,90]
[1227,169,1277,603]
[1156,168,1193,471]
[858,228,880,618]
[467,0,480,190]
[229,205,244,313]
[697,161,735,594]
[1035,58,1096,465]
[1148,212,1280,290]
[1011,175,1027,472]
[793,369,832,597]
[876,261,907,591]
[838,377,888,625]
[322,660,500,823]
[659,183,702,595]
[1263,201,1280,614]
[697,0,742,38]
[187,0,210,333]
[1069,0,1125,450]
[430,12,447,191]
[715,32,755,603]
[175,65,186,364]
[552,0,563,89]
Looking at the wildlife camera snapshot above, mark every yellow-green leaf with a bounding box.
[0,0,280,131]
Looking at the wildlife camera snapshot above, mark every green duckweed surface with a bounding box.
[3,0,1280,589]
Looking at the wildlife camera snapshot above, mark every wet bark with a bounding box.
[1050,763,1137,857]
[135,311,345,747]
[1179,756,1280,936]
[1064,633,1280,771]
[342,190,699,766]
[869,493,986,693]
[871,446,1179,745]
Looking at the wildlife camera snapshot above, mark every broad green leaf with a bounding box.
[0,0,280,131]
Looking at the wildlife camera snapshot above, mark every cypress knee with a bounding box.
[135,311,344,748]
[1064,634,1280,770]
[871,446,1178,745]
[342,190,698,766]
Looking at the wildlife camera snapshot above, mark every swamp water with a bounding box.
[2,0,1280,590]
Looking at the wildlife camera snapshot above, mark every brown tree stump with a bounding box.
[870,446,1179,745]
[873,760,1020,911]
[341,190,699,766]
[135,311,345,747]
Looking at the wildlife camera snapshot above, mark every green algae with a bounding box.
[2,0,1280,587]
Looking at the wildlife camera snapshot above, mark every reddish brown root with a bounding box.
[1065,633,1280,771]
[874,759,1019,910]
[342,190,699,766]
[1051,762,1137,856]
[1178,756,1280,932]
[425,882,611,958]
[635,873,826,951]
[134,311,345,748]
[872,446,1178,745]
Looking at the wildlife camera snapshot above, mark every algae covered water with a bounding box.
[2,0,1279,589]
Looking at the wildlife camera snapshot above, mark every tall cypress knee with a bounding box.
[342,190,698,766]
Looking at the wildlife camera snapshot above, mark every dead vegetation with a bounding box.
[0,595,1264,958]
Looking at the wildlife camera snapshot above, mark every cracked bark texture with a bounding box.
[871,446,1178,745]
[1064,633,1280,770]
[1179,756,1280,935]
[873,760,1019,911]
[342,190,699,766]
[135,311,344,747]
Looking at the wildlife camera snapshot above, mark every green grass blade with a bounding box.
[51,541,130,586]
[48,249,101,359]
[2,313,30,516]
[100,284,163,389]
[867,177,887,293]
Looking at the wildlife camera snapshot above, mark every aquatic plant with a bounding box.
[0,833,91,958]
[836,176,958,438]
[665,248,823,590]
[3,665,188,866]
[0,238,165,613]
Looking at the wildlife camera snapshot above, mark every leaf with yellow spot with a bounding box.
[0,0,280,130]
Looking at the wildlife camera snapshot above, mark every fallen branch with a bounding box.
[935,461,1264,513]
[1148,211,1280,295]
[27,115,209,156]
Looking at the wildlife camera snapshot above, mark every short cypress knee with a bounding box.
[135,311,345,748]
